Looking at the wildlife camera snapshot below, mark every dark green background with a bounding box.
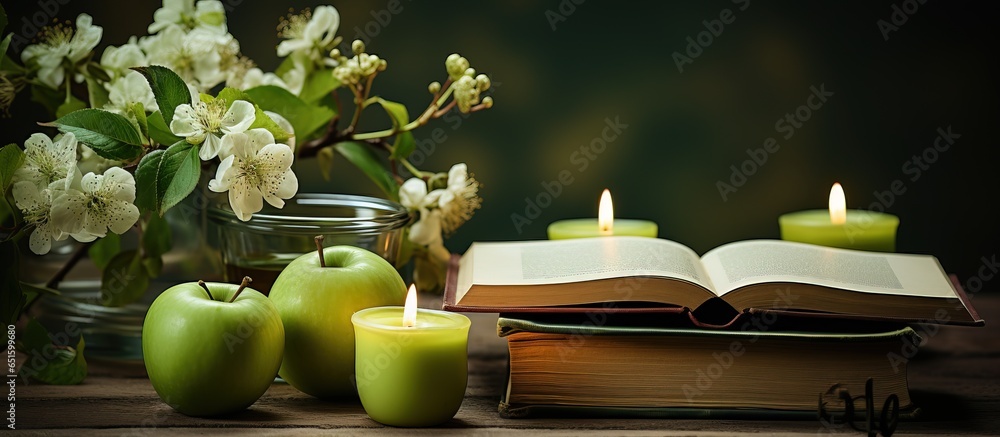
[3,1,997,290]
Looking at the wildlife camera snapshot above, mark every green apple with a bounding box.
[269,243,406,398]
[142,279,284,416]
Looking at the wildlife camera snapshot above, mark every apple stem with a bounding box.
[315,235,326,268]
[229,276,252,303]
[198,280,215,300]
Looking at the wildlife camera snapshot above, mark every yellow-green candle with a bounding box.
[352,286,471,427]
[547,189,658,239]
[779,183,899,252]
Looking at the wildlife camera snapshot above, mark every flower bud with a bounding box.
[445,53,470,80]
[428,81,441,94]
[475,74,491,91]
[464,67,476,77]
[480,96,494,109]
[330,48,341,58]
[352,39,365,55]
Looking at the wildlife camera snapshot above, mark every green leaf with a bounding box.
[215,87,253,106]
[390,131,416,160]
[0,34,13,62]
[101,250,150,307]
[1,241,23,327]
[85,76,110,110]
[133,66,191,127]
[19,331,87,385]
[373,98,416,160]
[20,319,50,352]
[147,111,183,146]
[335,141,399,201]
[317,146,335,181]
[0,143,25,190]
[244,85,335,142]
[299,68,341,103]
[129,102,150,144]
[1,4,7,33]
[135,140,200,216]
[142,213,172,257]
[56,95,87,118]
[30,84,63,115]
[44,109,144,161]
[87,233,120,270]
[19,282,61,297]
[375,98,410,129]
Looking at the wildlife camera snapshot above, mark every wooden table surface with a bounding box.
[14,294,1000,436]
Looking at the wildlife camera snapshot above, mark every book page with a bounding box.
[700,240,956,298]
[464,236,715,290]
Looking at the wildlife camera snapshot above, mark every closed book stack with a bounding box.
[496,315,919,419]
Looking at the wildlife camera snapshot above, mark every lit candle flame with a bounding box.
[598,189,614,236]
[829,183,847,225]
[402,284,417,327]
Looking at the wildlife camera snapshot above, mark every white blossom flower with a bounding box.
[170,99,255,161]
[208,129,298,221]
[229,66,289,92]
[437,163,482,234]
[149,0,227,34]
[50,167,140,241]
[20,14,103,89]
[15,132,78,190]
[399,178,445,249]
[104,71,158,115]
[141,24,229,91]
[12,180,66,255]
[277,6,340,65]
[99,37,146,81]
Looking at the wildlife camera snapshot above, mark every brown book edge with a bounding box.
[442,254,986,327]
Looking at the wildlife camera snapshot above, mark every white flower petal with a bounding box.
[170,104,202,137]
[199,133,223,161]
[50,191,89,236]
[101,167,137,203]
[208,155,236,192]
[244,128,276,155]
[218,132,247,160]
[399,178,428,209]
[258,143,294,170]
[409,209,443,246]
[28,225,53,255]
[107,200,140,234]
[221,100,256,133]
[229,181,263,221]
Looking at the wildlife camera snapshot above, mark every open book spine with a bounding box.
[443,255,986,328]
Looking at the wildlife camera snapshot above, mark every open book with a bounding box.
[444,237,983,326]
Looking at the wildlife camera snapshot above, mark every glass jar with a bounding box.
[207,193,411,295]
